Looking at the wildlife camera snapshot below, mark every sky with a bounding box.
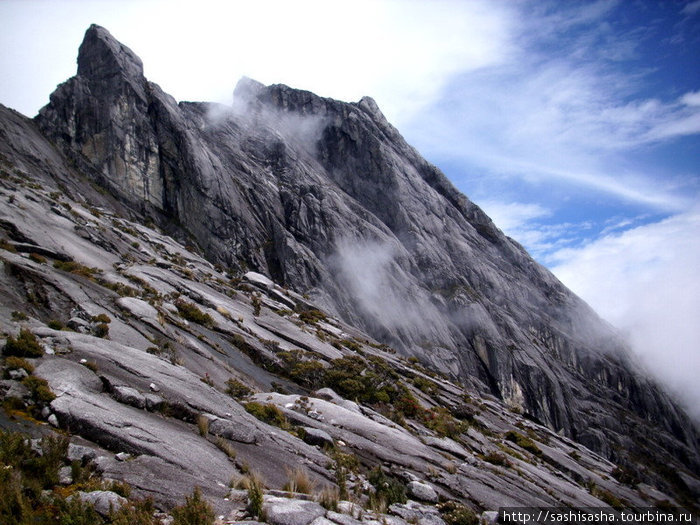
[1,0,698,417]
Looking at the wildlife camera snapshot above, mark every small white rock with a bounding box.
[149,382,160,392]
[48,414,59,427]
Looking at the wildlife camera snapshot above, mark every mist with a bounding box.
[203,78,329,158]
[551,210,700,421]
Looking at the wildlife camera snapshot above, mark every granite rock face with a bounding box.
[0,99,699,512]
[33,25,699,471]
[0,23,695,511]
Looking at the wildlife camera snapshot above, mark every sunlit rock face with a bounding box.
[34,24,698,472]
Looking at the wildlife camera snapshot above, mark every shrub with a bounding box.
[368,467,406,508]
[56,496,104,524]
[611,466,639,487]
[0,238,17,252]
[595,487,624,510]
[21,376,56,404]
[422,407,468,438]
[504,431,542,456]
[244,402,288,429]
[278,351,325,389]
[340,338,361,352]
[437,501,479,525]
[251,295,262,316]
[171,486,215,525]
[11,311,28,321]
[3,329,43,357]
[48,319,65,330]
[482,452,509,466]
[225,378,252,399]
[94,323,110,338]
[81,360,99,373]
[92,313,112,324]
[175,299,214,328]
[53,260,100,278]
[110,498,159,525]
[3,356,34,375]
[324,355,400,405]
[297,309,327,324]
[28,252,47,264]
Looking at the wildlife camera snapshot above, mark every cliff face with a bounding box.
[35,25,698,471]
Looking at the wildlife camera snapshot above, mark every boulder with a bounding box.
[74,490,127,516]
[263,496,326,525]
[59,466,73,485]
[112,385,146,409]
[67,443,97,463]
[302,427,333,448]
[208,417,258,444]
[407,481,438,503]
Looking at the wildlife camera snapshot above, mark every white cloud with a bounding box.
[681,90,700,106]
[477,201,551,233]
[550,210,700,419]
[0,0,516,121]
[400,3,700,211]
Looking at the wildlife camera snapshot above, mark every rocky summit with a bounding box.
[0,24,698,522]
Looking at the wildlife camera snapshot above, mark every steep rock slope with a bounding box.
[34,25,699,473]
[1,123,698,513]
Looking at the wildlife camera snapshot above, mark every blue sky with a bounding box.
[1,0,698,416]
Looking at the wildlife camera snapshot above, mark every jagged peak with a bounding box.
[77,24,144,85]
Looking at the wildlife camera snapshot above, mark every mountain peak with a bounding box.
[77,24,144,87]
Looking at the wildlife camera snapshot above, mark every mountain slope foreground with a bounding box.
[0,24,697,518]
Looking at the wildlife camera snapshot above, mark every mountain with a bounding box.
[0,24,698,519]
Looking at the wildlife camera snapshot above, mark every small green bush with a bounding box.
[94,323,110,338]
[11,311,28,321]
[92,313,112,324]
[225,378,252,399]
[21,376,55,403]
[175,299,214,328]
[611,466,639,487]
[504,431,542,456]
[297,309,327,324]
[48,319,65,330]
[110,498,159,525]
[3,356,34,375]
[368,467,406,508]
[482,452,509,466]
[53,260,100,278]
[437,501,479,525]
[244,402,288,428]
[422,407,468,438]
[3,329,43,357]
[171,487,215,525]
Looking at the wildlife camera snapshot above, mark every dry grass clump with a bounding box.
[196,414,209,437]
[282,467,315,495]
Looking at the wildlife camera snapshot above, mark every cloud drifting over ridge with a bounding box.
[0,0,516,121]
[550,209,700,420]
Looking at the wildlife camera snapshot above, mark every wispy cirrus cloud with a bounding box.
[400,1,700,211]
